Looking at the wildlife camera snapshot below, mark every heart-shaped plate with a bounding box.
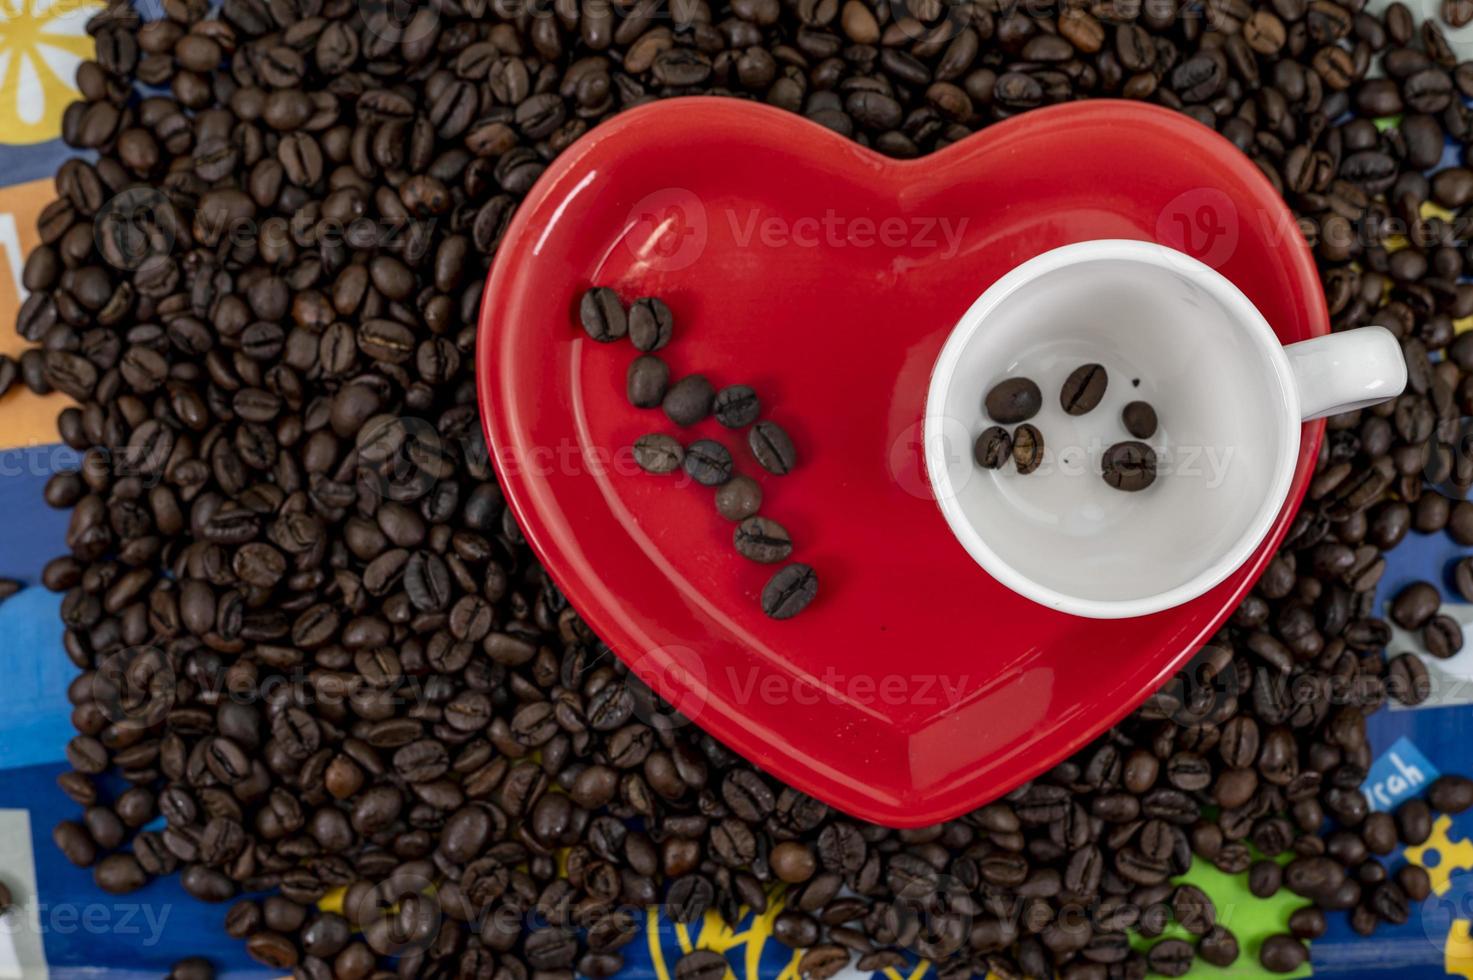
[477,97,1327,827]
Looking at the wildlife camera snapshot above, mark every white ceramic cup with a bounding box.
[924,239,1408,620]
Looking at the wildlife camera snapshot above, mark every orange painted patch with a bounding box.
[0,175,71,450]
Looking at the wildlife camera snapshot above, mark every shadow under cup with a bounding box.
[930,251,1297,613]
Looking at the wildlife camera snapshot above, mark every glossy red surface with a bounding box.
[477,97,1328,827]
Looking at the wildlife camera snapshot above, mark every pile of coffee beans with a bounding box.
[16,0,1473,975]
[978,368,1161,489]
[583,287,816,618]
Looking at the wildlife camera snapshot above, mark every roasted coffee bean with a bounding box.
[1290,907,1328,939]
[714,385,760,429]
[94,853,147,894]
[749,420,797,475]
[1397,798,1433,844]
[974,426,1011,469]
[1430,774,1473,812]
[1102,441,1157,491]
[762,564,818,620]
[168,957,214,980]
[985,377,1042,424]
[1386,653,1432,706]
[1261,934,1309,973]
[663,376,716,427]
[629,297,674,352]
[1390,580,1440,629]
[580,287,627,342]
[1122,401,1158,438]
[1199,925,1239,967]
[1013,424,1044,475]
[1425,614,1464,658]
[1454,557,1473,602]
[628,355,671,408]
[675,950,729,980]
[770,841,818,883]
[683,439,734,486]
[1061,363,1108,415]
[715,476,762,521]
[1249,860,1283,897]
[1398,864,1432,902]
[1145,938,1194,977]
[635,433,685,474]
[734,517,793,563]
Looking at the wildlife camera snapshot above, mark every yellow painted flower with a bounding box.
[0,0,104,145]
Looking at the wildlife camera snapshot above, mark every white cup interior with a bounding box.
[927,241,1300,618]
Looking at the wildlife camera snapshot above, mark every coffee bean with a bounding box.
[797,945,849,980]
[1198,925,1239,967]
[1013,424,1044,475]
[1122,401,1158,438]
[663,375,716,427]
[1425,614,1464,658]
[985,377,1042,424]
[714,385,760,428]
[94,853,147,894]
[634,433,685,474]
[168,957,214,980]
[1249,860,1282,897]
[1430,774,1473,812]
[1061,363,1108,415]
[974,426,1011,469]
[1391,580,1440,629]
[53,820,96,867]
[1146,938,1194,977]
[734,516,793,563]
[1289,907,1327,939]
[1363,811,1398,855]
[1396,798,1433,844]
[774,910,821,947]
[749,421,797,475]
[1260,934,1308,973]
[580,287,627,342]
[1102,441,1156,491]
[1386,653,1431,705]
[1398,864,1432,902]
[628,355,671,408]
[676,950,728,980]
[771,841,817,883]
[1454,557,1473,602]
[683,439,734,486]
[629,297,674,351]
[762,563,818,619]
[715,476,762,521]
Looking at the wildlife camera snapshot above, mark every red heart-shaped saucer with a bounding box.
[477,97,1327,827]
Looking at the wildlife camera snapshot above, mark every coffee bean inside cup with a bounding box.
[1123,400,1158,439]
[974,425,1012,469]
[1012,423,1045,474]
[985,377,1042,424]
[1103,440,1157,491]
[1061,363,1108,415]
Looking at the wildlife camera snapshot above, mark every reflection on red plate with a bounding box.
[477,97,1327,827]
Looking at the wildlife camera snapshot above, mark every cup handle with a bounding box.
[1283,326,1407,422]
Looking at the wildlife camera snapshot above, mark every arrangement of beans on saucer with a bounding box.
[12,0,1473,976]
[979,368,1160,490]
[581,286,817,620]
